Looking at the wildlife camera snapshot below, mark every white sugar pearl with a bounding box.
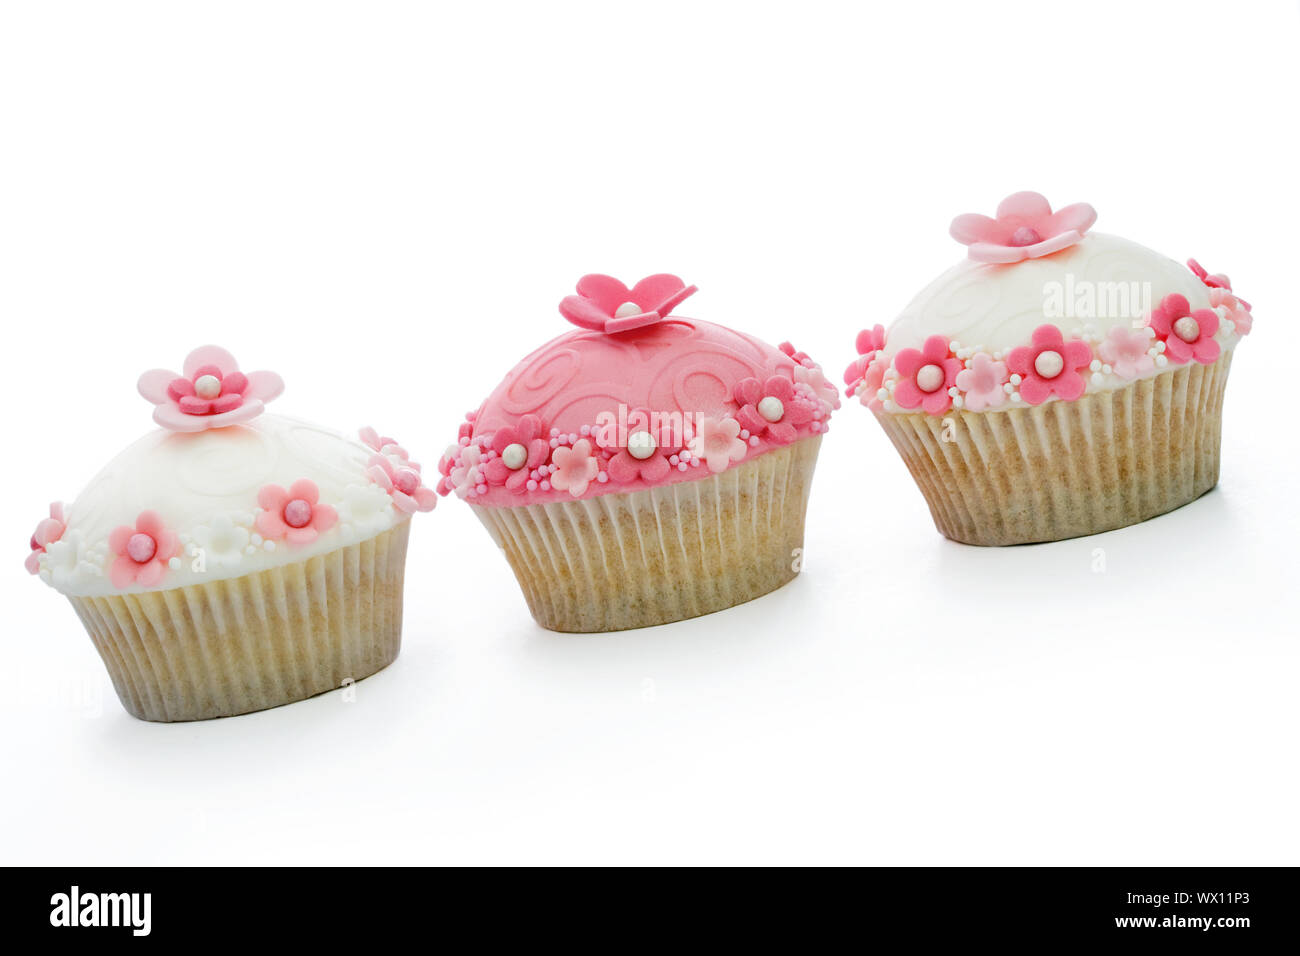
[1091,372,1105,386]
[1034,350,1064,379]
[627,430,658,460]
[915,363,944,393]
[194,374,222,399]
[501,442,528,470]
[1173,316,1200,342]
[1090,359,1102,372]
[757,395,785,422]
[1009,373,1022,386]
[614,301,642,318]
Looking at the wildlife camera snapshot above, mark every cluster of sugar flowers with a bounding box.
[847,262,1252,416]
[438,346,838,501]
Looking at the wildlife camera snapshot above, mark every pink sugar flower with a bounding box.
[25,501,67,574]
[893,335,962,415]
[369,454,437,512]
[1208,288,1253,336]
[1098,326,1155,380]
[606,409,681,484]
[689,416,747,473]
[1187,258,1232,291]
[1148,294,1221,365]
[256,479,338,546]
[733,376,813,444]
[137,345,284,432]
[1006,325,1093,405]
[950,191,1097,264]
[844,325,887,392]
[359,426,411,463]
[858,355,890,412]
[792,363,840,411]
[108,510,179,589]
[559,274,697,334]
[483,414,550,491]
[549,439,600,496]
[954,352,1009,412]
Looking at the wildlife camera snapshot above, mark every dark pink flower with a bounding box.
[483,414,550,491]
[844,324,887,393]
[1148,294,1221,365]
[559,274,697,334]
[1189,259,1253,312]
[733,375,813,444]
[368,455,437,513]
[108,510,179,589]
[950,192,1097,264]
[137,346,283,432]
[1006,325,1093,405]
[256,479,338,546]
[25,501,66,575]
[605,408,682,483]
[892,335,962,414]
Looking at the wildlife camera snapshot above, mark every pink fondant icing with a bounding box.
[444,283,837,507]
[138,345,284,432]
[950,192,1097,264]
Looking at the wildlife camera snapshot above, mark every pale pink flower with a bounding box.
[108,510,179,589]
[689,416,747,473]
[1098,326,1155,380]
[549,439,600,497]
[369,455,437,512]
[954,353,1008,411]
[256,479,338,546]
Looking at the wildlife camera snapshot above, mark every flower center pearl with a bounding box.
[757,395,785,422]
[1010,225,1042,247]
[915,363,945,393]
[283,499,313,529]
[501,442,528,470]
[126,532,156,563]
[393,469,420,495]
[194,374,222,399]
[614,301,642,318]
[627,430,658,460]
[1173,316,1200,342]
[1034,350,1065,379]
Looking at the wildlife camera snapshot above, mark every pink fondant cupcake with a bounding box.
[438,274,839,631]
[846,192,1253,546]
[25,345,436,721]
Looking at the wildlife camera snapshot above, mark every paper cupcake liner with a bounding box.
[472,435,822,632]
[67,521,411,721]
[875,351,1233,546]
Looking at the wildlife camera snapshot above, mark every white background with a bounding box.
[2,1,1297,865]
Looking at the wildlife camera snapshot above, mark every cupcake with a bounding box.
[437,274,839,632]
[25,345,436,721]
[845,192,1252,546]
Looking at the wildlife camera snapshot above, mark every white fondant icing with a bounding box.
[47,414,406,597]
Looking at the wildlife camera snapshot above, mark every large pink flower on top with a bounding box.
[256,479,338,546]
[892,335,962,415]
[950,192,1097,264]
[1006,325,1093,405]
[483,414,550,492]
[1148,294,1220,365]
[733,375,813,444]
[368,454,437,513]
[25,502,67,574]
[559,274,698,334]
[108,510,179,589]
[137,346,284,432]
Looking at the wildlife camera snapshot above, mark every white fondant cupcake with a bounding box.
[845,192,1252,545]
[24,346,436,721]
